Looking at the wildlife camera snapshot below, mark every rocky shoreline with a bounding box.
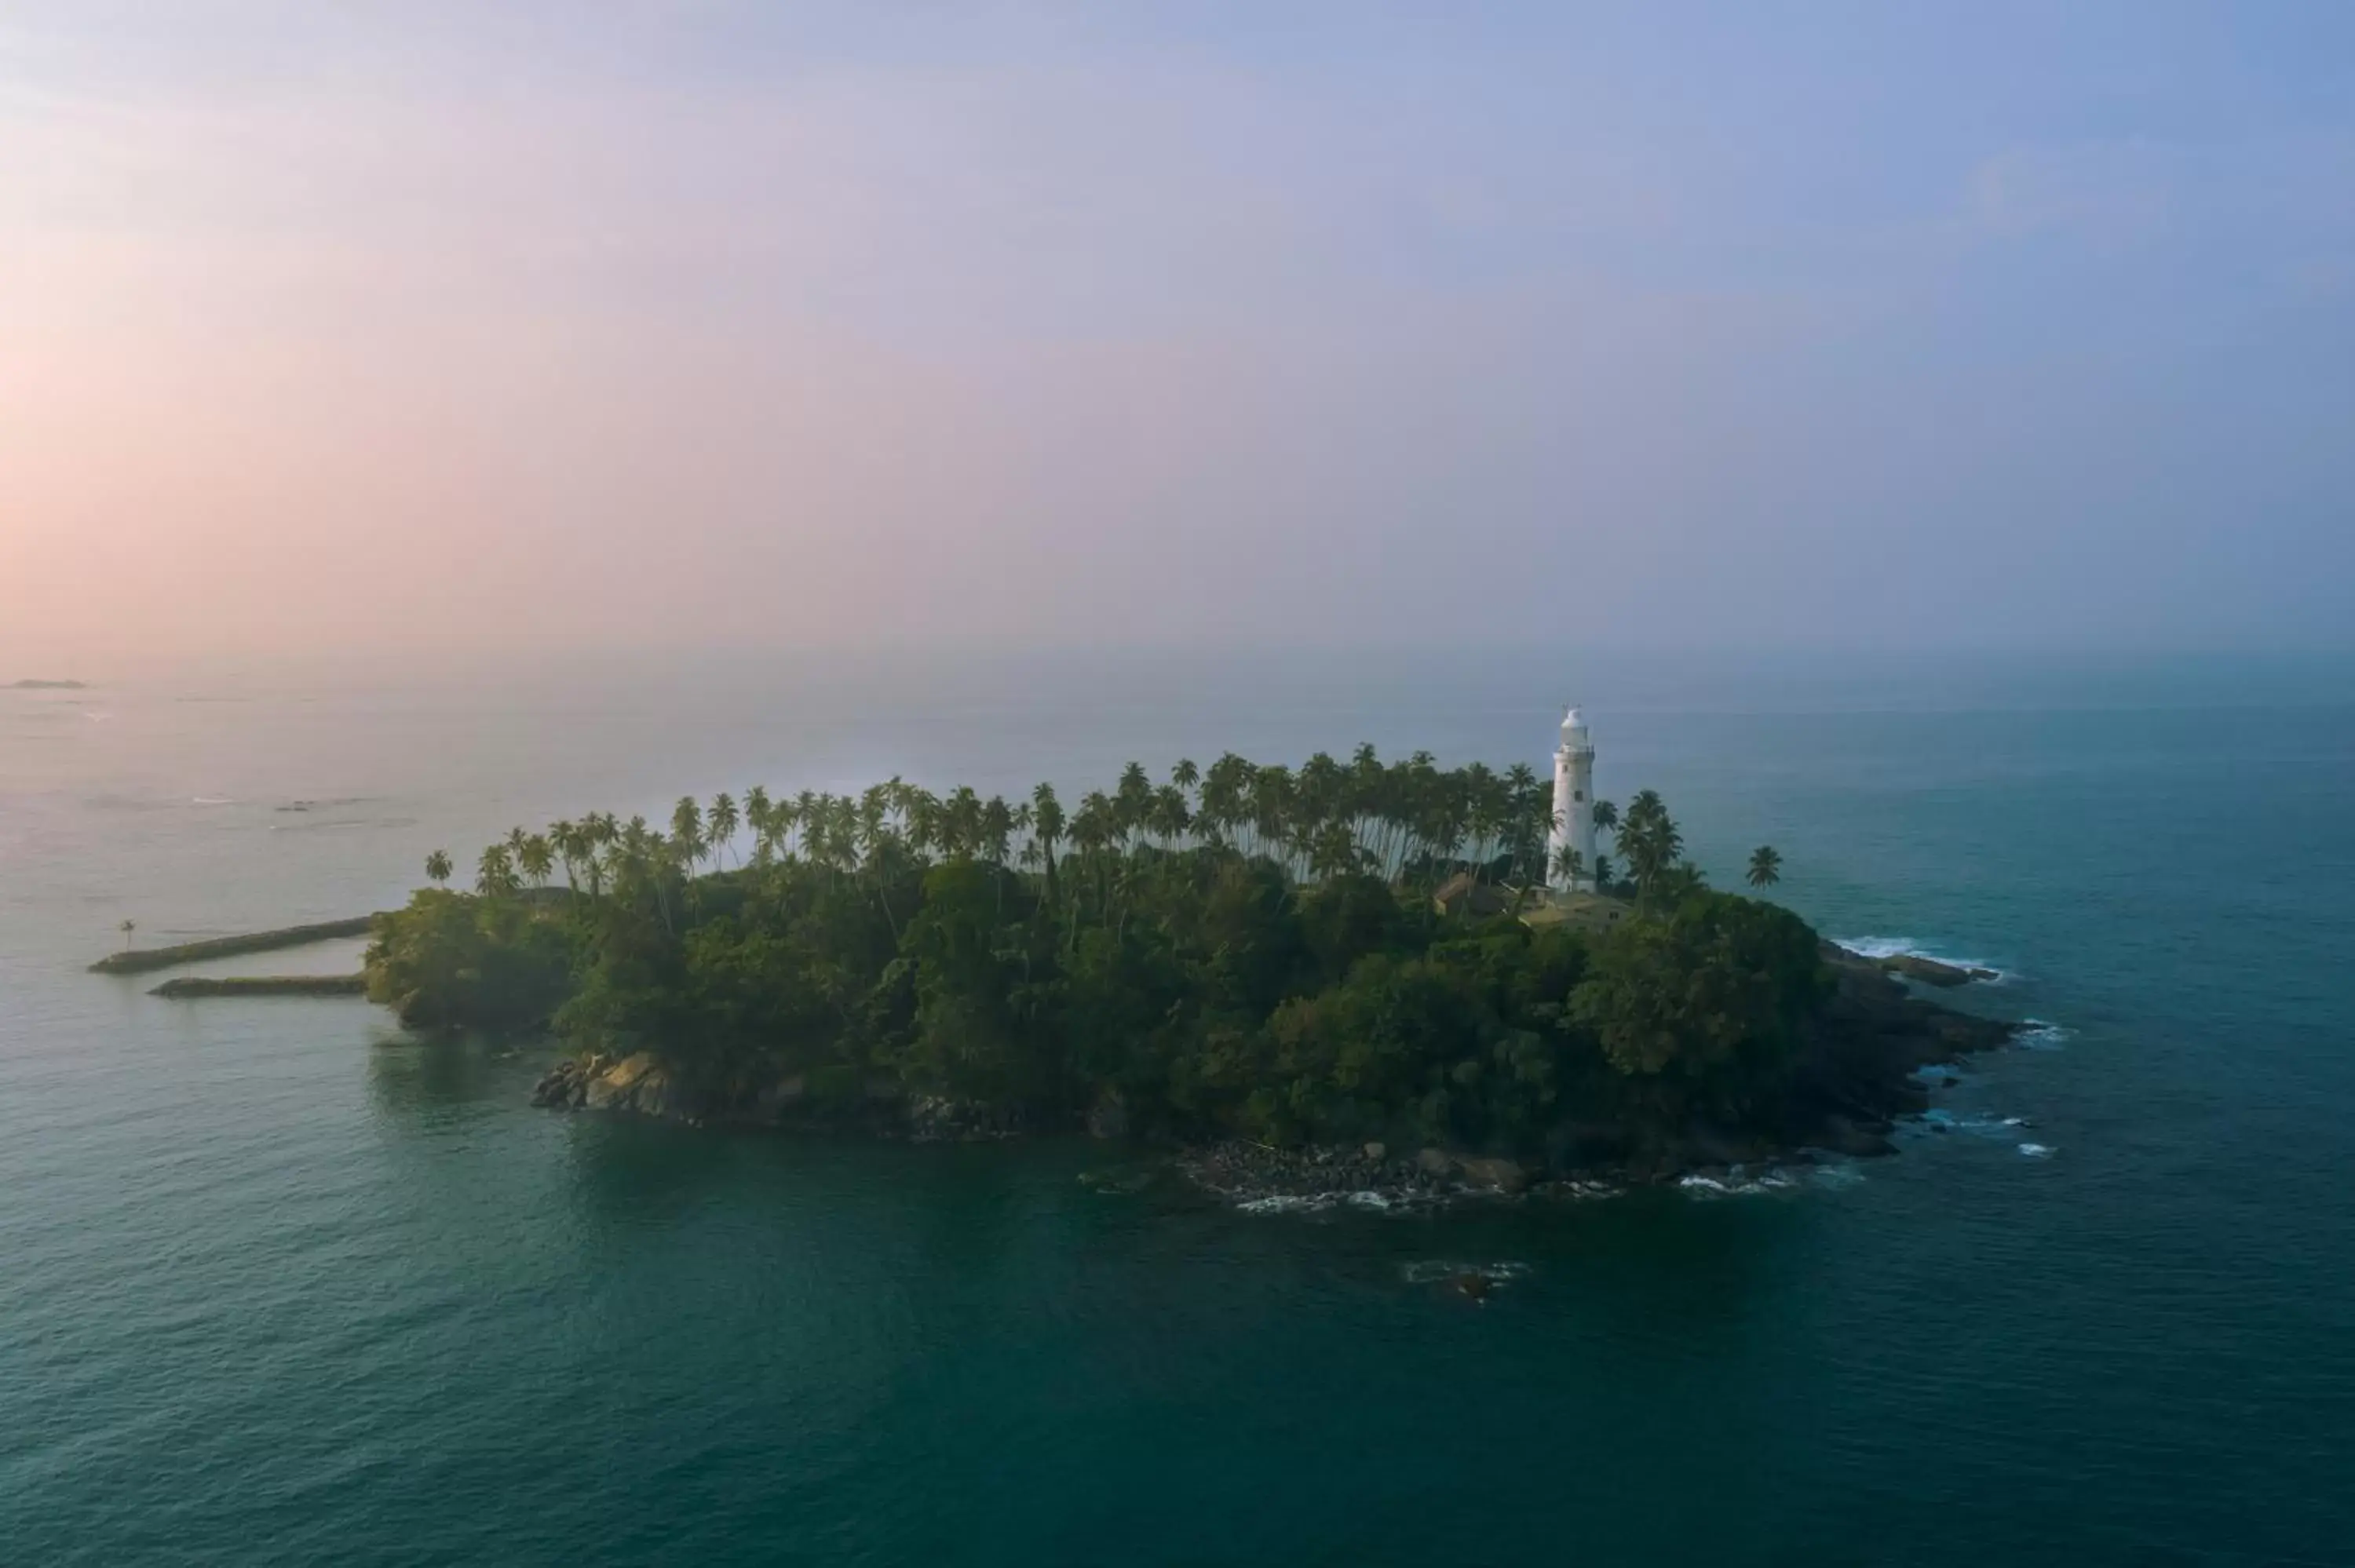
[525,940,2020,1210]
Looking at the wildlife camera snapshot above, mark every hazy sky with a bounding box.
[4,2,2350,673]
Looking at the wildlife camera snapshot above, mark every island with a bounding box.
[7,679,89,690]
[363,738,2021,1201]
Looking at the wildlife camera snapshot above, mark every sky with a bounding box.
[2,2,2351,675]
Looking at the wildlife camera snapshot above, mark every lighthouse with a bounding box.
[1547,706,1597,892]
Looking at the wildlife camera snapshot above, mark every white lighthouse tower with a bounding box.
[1547,706,1597,892]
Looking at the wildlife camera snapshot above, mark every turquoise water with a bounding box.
[5,651,2352,1565]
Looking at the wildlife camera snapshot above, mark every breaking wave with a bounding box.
[1235,1190,1411,1216]
[2016,1019,2072,1048]
[1916,1108,2034,1140]
[1835,935,2010,981]
[1677,1165,1803,1198]
[1401,1260,1531,1286]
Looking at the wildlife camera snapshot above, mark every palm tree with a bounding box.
[981,795,1017,867]
[118,918,137,952]
[670,797,705,875]
[1746,844,1783,888]
[1504,762,1542,880]
[425,850,452,887]
[744,786,774,866]
[1148,785,1192,851]
[547,821,579,892]
[1618,789,1684,903]
[580,816,616,899]
[1031,782,1066,911]
[475,844,520,899]
[1114,763,1153,853]
[519,833,554,889]
[708,793,740,868]
[1550,844,1585,890]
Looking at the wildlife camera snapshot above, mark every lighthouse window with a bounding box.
[1573,789,1584,802]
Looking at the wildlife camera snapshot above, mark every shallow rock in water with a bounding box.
[1415,1147,1454,1178]
[1363,1141,1386,1162]
[529,1059,588,1110]
[1875,952,2000,988]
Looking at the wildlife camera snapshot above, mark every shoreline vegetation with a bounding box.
[360,746,2020,1201]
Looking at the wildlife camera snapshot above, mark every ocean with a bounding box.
[3,647,2351,1566]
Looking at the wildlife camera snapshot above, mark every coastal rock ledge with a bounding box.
[532,1052,691,1120]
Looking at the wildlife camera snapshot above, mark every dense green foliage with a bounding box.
[365,890,575,1033]
[367,749,1811,1157]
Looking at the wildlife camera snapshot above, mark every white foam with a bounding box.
[1236,1188,1415,1216]
[1678,1165,1802,1198]
[1236,1194,1332,1216]
[1915,1107,2035,1142]
[1835,935,2009,980]
[2017,1142,2055,1158]
[2017,1019,2072,1048]
[1836,935,1922,960]
[1402,1260,1530,1285]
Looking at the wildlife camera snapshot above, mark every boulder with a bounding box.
[1362,1141,1387,1163]
[753,1074,808,1118]
[582,1052,678,1116]
[529,1059,588,1110]
[1456,1156,1532,1194]
[1086,1089,1131,1141]
[1819,1116,1899,1159]
[1415,1147,1455,1178]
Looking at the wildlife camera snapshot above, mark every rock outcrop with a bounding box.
[1865,946,1997,984]
[1086,1088,1130,1141]
[530,1052,688,1119]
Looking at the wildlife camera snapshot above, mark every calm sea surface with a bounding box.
[3,649,2352,1566]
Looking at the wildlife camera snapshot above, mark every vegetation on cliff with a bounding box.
[364,748,1860,1163]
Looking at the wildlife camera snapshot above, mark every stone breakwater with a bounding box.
[91,917,378,975]
[148,974,366,998]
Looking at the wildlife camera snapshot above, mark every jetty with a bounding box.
[90,917,378,975]
[148,975,367,999]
